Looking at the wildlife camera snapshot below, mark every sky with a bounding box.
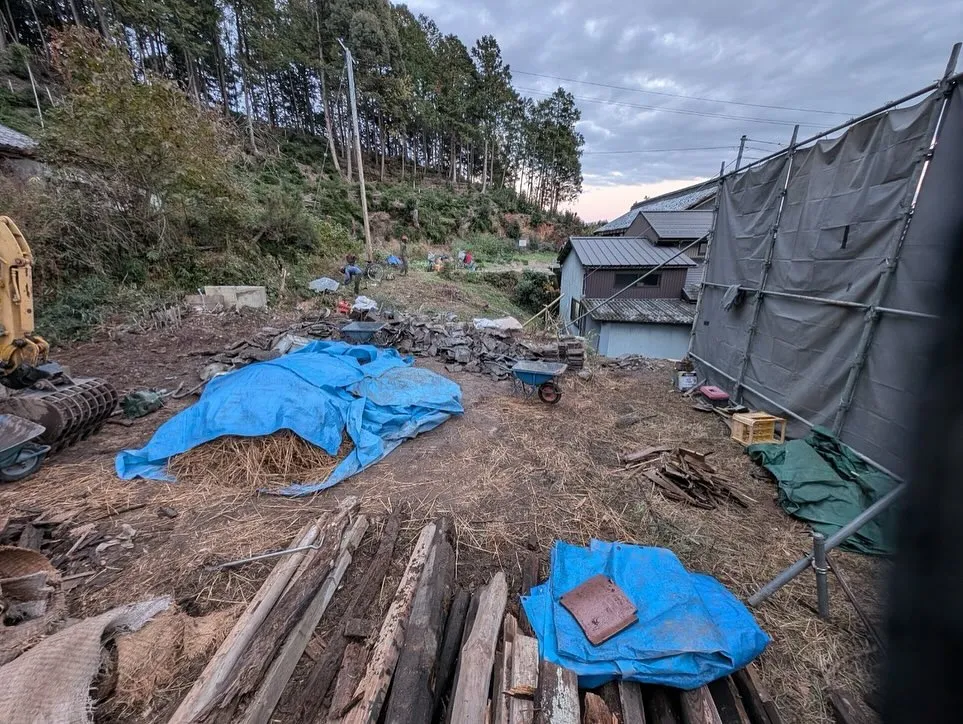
[403,0,962,221]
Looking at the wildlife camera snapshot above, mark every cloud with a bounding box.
[421,0,963,219]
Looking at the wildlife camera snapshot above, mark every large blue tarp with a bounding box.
[523,541,769,690]
[115,341,463,495]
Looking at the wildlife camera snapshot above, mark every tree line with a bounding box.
[0,0,584,211]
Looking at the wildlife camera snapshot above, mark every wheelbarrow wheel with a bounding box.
[538,381,562,405]
[0,453,45,482]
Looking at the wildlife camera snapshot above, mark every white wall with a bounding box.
[598,323,692,360]
[559,253,584,333]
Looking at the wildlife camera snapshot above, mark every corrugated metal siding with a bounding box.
[598,323,692,359]
[559,253,584,329]
[569,237,696,268]
[585,267,687,299]
[685,264,705,287]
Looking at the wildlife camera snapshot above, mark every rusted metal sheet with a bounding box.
[559,574,637,645]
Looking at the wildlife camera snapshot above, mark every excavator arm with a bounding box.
[0,216,49,379]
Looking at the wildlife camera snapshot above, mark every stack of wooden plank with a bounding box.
[622,446,754,510]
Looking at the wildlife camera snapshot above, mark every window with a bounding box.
[615,272,661,288]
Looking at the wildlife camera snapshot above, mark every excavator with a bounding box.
[0,217,117,480]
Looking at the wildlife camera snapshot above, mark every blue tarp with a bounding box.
[523,541,769,690]
[115,341,463,495]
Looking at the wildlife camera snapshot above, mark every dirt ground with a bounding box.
[0,307,884,723]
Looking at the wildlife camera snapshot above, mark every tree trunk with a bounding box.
[314,11,342,177]
[380,112,386,182]
[450,134,457,183]
[67,0,82,27]
[91,0,109,37]
[3,0,20,44]
[467,143,474,188]
[25,0,49,59]
[481,137,489,192]
[215,39,230,116]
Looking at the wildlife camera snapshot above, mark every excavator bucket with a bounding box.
[0,377,118,453]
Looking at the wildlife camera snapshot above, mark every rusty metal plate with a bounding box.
[559,574,637,645]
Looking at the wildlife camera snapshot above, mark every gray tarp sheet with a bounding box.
[692,85,963,480]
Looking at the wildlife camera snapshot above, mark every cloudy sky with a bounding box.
[404,0,962,221]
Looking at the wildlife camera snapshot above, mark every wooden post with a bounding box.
[169,519,326,724]
[448,572,509,724]
[707,678,750,724]
[679,686,723,724]
[583,693,617,723]
[238,516,369,724]
[339,521,439,723]
[507,634,538,723]
[518,550,539,636]
[431,588,471,722]
[619,681,647,724]
[492,614,517,724]
[535,661,578,724]
[340,41,373,263]
[646,687,682,724]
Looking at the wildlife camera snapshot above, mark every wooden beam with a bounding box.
[491,614,516,724]
[432,588,471,722]
[199,506,356,722]
[292,509,404,723]
[382,530,455,724]
[238,515,369,724]
[619,681,647,724]
[329,643,370,719]
[448,572,509,724]
[645,687,682,724]
[731,667,774,724]
[340,520,439,724]
[535,660,579,724]
[169,518,325,724]
[828,689,871,724]
[679,686,723,724]
[582,693,617,724]
[706,678,750,724]
[518,550,539,636]
[507,634,539,724]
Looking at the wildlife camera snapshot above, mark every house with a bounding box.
[558,236,698,359]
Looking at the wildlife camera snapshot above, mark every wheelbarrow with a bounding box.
[510,360,568,405]
[0,414,50,482]
[340,321,386,345]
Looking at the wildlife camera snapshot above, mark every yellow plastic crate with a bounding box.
[731,412,787,446]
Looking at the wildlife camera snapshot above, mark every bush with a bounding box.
[465,233,515,263]
[513,269,557,312]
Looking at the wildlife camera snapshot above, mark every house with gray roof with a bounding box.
[557,236,698,359]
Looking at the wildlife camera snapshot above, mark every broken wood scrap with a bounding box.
[290,508,403,724]
[17,523,42,551]
[329,643,370,721]
[239,515,369,724]
[170,518,328,724]
[535,660,578,724]
[732,665,780,724]
[518,549,539,636]
[339,519,440,724]
[626,448,750,510]
[197,504,358,723]
[382,521,455,724]
[431,587,471,721]
[582,692,618,724]
[448,572,509,724]
[506,633,539,724]
[828,689,871,724]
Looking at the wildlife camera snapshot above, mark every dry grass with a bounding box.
[167,432,352,492]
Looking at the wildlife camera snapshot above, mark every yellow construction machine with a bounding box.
[0,217,117,480]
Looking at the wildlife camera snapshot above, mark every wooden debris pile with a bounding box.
[622,446,754,510]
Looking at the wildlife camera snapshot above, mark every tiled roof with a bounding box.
[559,236,696,268]
[0,123,37,155]
[640,211,714,239]
[584,297,697,325]
[635,182,717,212]
[593,208,643,235]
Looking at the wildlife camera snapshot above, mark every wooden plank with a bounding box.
[645,687,682,724]
[431,587,471,722]
[291,509,403,724]
[506,634,538,724]
[828,689,871,724]
[199,506,356,722]
[518,550,539,636]
[339,520,439,724]
[582,692,616,724]
[731,668,773,724]
[169,518,325,724]
[17,523,42,551]
[597,682,623,722]
[679,686,723,724]
[239,515,369,724]
[448,572,509,724]
[707,678,750,724]
[491,614,516,724]
[619,681,647,724]
[624,446,672,463]
[328,643,369,720]
[534,660,578,724]
[445,589,484,724]
[382,530,455,724]
[344,619,376,640]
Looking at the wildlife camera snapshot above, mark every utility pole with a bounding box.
[339,39,373,263]
[735,134,747,170]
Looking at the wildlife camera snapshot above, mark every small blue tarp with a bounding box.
[522,541,769,690]
[115,341,462,495]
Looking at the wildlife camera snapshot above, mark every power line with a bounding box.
[583,145,737,155]
[746,137,785,146]
[514,70,855,117]
[516,87,827,129]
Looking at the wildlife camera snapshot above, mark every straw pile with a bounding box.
[167,432,353,491]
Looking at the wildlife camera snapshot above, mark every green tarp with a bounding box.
[746,427,899,555]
